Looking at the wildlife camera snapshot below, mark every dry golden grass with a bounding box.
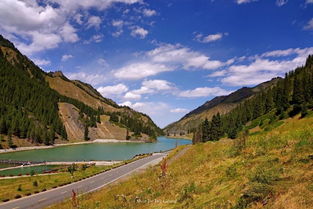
[48,115,313,209]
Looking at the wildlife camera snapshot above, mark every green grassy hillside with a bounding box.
[49,111,313,209]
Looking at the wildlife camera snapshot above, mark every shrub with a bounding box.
[33,180,38,187]
[233,183,271,209]
[17,184,22,191]
[14,194,22,199]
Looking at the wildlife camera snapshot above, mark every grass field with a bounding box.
[0,154,150,202]
[48,114,313,209]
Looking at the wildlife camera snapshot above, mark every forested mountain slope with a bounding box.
[0,35,162,148]
[193,55,313,143]
[164,78,281,137]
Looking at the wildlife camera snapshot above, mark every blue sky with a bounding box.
[1,0,313,128]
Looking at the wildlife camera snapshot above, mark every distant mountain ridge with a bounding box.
[164,77,281,136]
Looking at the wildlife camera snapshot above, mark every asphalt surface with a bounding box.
[0,153,167,209]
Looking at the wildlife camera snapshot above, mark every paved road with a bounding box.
[0,153,167,209]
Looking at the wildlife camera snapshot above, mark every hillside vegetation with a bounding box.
[192,55,313,144]
[0,35,162,147]
[164,78,281,137]
[49,112,313,209]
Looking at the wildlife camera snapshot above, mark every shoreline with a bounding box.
[0,139,144,154]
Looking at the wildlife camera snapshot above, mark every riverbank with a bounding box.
[0,160,121,173]
[165,135,192,140]
[0,139,144,154]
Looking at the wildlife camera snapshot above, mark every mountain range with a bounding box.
[164,77,281,137]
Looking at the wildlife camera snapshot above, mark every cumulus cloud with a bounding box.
[66,72,108,85]
[306,0,313,3]
[130,26,149,39]
[194,33,226,43]
[61,54,73,61]
[0,0,141,55]
[142,9,157,17]
[32,58,51,66]
[304,18,313,30]
[124,92,142,100]
[221,47,313,86]
[119,101,173,127]
[113,43,229,80]
[170,108,189,113]
[86,16,102,29]
[114,62,172,80]
[97,84,128,97]
[208,70,227,77]
[147,44,225,70]
[124,79,175,100]
[84,34,104,44]
[236,0,257,4]
[178,87,231,98]
[276,0,288,6]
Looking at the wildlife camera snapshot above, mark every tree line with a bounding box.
[0,40,106,146]
[193,55,313,144]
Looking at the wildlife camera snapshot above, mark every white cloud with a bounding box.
[119,101,191,127]
[111,20,124,37]
[16,32,62,55]
[113,43,228,80]
[97,84,128,97]
[73,13,83,24]
[147,44,225,70]
[32,58,51,66]
[114,62,172,80]
[97,58,108,67]
[142,9,157,17]
[276,0,288,6]
[60,22,79,43]
[179,87,231,98]
[124,79,175,100]
[194,33,225,43]
[66,72,108,85]
[130,26,149,39]
[84,34,104,44]
[112,20,124,27]
[236,0,257,4]
[124,92,142,100]
[304,18,313,30]
[208,70,227,77]
[306,0,313,3]
[170,108,189,113]
[112,30,124,37]
[221,47,313,86]
[61,54,73,61]
[0,0,141,55]
[86,16,102,29]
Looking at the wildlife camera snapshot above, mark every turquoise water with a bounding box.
[0,137,191,162]
[0,165,60,176]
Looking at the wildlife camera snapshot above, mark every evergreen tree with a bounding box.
[202,118,210,142]
[84,125,89,141]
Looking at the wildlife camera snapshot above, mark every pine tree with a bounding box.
[210,113,223,141]
[84,125,89,141]
[202,118,210,142]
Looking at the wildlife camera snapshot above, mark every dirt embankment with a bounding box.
[58,103,128,141]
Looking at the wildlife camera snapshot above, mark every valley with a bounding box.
[0,1,313,208]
